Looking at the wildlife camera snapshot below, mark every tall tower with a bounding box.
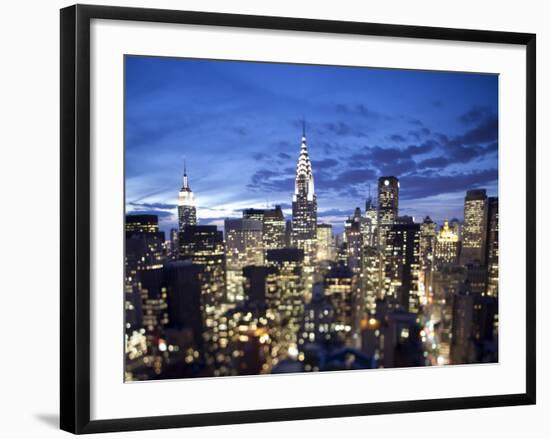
[377,176,399,248]
[461,189,488,265]
[291,124,317,262]
[177,162,197,233]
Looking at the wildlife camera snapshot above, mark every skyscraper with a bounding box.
[244,206,287,255]
[364,194,378,247]
[461,189,488,265]
[316,223,334,261]
[179,225,227,370]
[266,248,305,360]
[291,126,317,271]
[486,197,499,297]
[377,176,399,248]
[224,218,264,269]
[177,163,197,233]
[225,218,264,302]
[435,219,460,266]
[384,223,421,313]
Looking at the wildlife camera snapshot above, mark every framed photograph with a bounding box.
[60,4,536,434]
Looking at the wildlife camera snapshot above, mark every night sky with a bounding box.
[125,55,498,236]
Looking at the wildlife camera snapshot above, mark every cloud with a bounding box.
[334,103,381,120]
[459,105,492,125]
[127,209,174,219]
[278,152,291,160]
[312,158,339,169]
[416,156,450,170]
[323,121,367,137]
[390,134,406,143]
[349,141,436,168]
[129,201,177,210]
[400,169,498,199]
[457,115,498,145]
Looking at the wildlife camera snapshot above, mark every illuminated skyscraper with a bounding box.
[435,219,460,266]
[225,218,264,269]
[225,218,264,302]
[243,206,286,256]
[324,265,353,344]
[383,223,421,313]
[486,197,499,297]
[291,126,317,286]
[266,248,305,360]
[177,163,197,233]
[364,194,378,247]
[461,189,488,265]
[377,176,399,248]
[179,225,227,370]
[316,223,334,261]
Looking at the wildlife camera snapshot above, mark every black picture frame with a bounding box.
[60,4,536,434]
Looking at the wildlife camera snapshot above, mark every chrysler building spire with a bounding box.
[294,123,315,202]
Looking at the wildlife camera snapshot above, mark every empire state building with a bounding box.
[177,163,197,232]
[291,126,317,270]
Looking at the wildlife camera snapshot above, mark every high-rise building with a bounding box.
[163,260,203,350]
[486,197,499,297]
[362,246,381,315]
[125,214,165,332]
[266,248,305,360]
[435,219,460,266]
[461,189,488,265]
[383,223,421,313]
[316,223,334,261]
[263,206,286,251]
[291,127,317,289]
[225,218,264,303]
[224,218,264,269]
[324,264,353,344]
[364,194,378,247]
[419,216,437,302]
[179,225,227,369]
[177,163,197,233]
[377,176,399,248]
[450,288,475,365]
[243,206,286,256]
[299,283,336,351]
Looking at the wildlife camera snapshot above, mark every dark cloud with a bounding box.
[408,118,423,126]
[400,169,498,199]
[390,134,406,143]
[129,201,177,210]
[278,152,292,160]
[458,115,498,145]
[312,158,339,169]
[334,103,381,120]
[233,127,247,136]
[379,158,418,176]
[350,141,436,168]
[323,121,367,137]
[459,105,492,125]
[127,209,174,219]
[417,156,450,170]
[253,152,268,161]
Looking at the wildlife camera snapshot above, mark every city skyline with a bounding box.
[124,56,499,381]
[125,56,498,238]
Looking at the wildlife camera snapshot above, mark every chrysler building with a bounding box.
[291,124,317,290]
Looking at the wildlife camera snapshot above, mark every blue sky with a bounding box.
[125,55,498,236]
